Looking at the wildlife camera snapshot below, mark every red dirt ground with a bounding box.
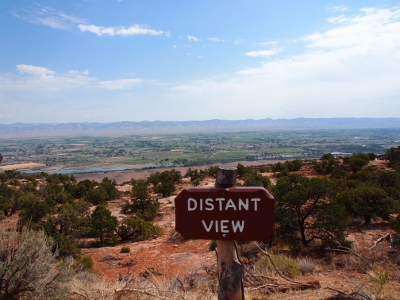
[80,159,400,299]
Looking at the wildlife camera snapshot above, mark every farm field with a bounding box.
[1,128,399,175]
[0,162,45,170]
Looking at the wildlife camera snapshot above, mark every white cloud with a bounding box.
[68,69,89,75]
[1,65,146,93]
[301,7,400,52]
[97,78,143,90]
[327,5,349,13]
[245,48,281,57]
[257,41,278,46]
[168,7,400,119]
[78,24,163,36]
[17,64,55,78]
[14,4,167,38]
[187,35,199,41]
[208,37,225,42]
[13,5,85,30]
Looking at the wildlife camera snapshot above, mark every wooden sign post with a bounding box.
[175,167,274,300]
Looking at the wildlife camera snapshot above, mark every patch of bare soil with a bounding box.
[81,179,214,280]
[82,191,216,280]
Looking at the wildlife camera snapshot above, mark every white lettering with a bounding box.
[201,220,246,233]
[232,220,245,232]
[188,198,197,211]
[221,220,229,233]
[251,198,261,211]
[216,198,225,211]
[188,197,261,212]
[205,198,214,210]
[225,199,237,210]
[202,220,213,232]
[238,198,248,211]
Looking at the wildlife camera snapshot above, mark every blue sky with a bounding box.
[1,1,400,124]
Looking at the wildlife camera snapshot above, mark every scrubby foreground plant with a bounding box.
[0,228,71,300]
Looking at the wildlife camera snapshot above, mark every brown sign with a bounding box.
[175,186,274,241]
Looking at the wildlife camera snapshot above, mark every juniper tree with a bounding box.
[273,174,348,250]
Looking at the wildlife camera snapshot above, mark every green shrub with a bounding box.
[116,216,163,241]
[255,252,300,279]
[121,246,131,253]
[74,256,94,271]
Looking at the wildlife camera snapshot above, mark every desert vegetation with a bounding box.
[1,147,400,299]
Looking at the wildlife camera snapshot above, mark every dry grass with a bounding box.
[64,270,400,300]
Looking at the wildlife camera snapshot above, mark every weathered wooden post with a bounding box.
[175,166,274,300]
[215,167,244,300]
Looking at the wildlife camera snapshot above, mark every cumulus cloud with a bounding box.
[78,24,163,36]
[17,64,55,78]
[68,69,90,76]
[187,35,199,41]
[301,7,400,52]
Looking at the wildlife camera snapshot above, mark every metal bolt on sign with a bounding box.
[175,167,274,300]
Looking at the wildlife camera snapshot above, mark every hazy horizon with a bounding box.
[1,1,400,124]
[2,116,400,125]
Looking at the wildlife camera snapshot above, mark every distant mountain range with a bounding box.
[1,118,400,138]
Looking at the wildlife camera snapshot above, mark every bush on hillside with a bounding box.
[0,229,70,300]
